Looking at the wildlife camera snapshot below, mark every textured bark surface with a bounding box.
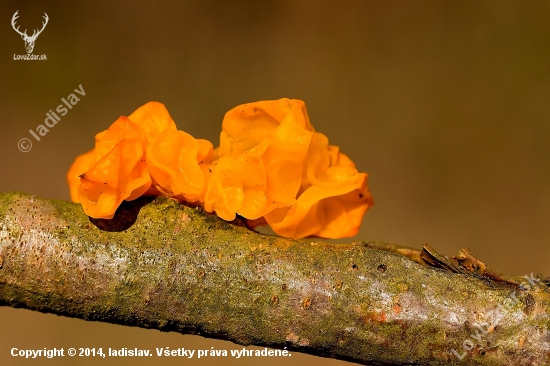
[0,192,549,365]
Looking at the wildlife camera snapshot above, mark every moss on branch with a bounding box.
[0,192,549,365]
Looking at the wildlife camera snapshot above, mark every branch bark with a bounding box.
[0,192,549,365]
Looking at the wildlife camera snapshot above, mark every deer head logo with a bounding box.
[11,11,49,54]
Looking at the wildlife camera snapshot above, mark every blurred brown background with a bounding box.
[1,1,549,365]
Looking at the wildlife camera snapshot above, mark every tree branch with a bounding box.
[0,192,548,365]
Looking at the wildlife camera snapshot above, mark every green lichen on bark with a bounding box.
[0,192,549,365]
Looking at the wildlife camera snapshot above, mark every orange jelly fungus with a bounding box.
[68,99,373,239]
[203,99,313,221]
[146,129,213,203]
[75,116,151,219]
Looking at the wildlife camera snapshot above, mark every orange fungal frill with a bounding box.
[264,133,373,239]
[204,99,312,221]
[68,99,373,239]
[76,116,151,219]
[128,101,178,143]
[67,101,179,219]
[146,129,213,203]
[208,98,373,239]
[67,149,96,203]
